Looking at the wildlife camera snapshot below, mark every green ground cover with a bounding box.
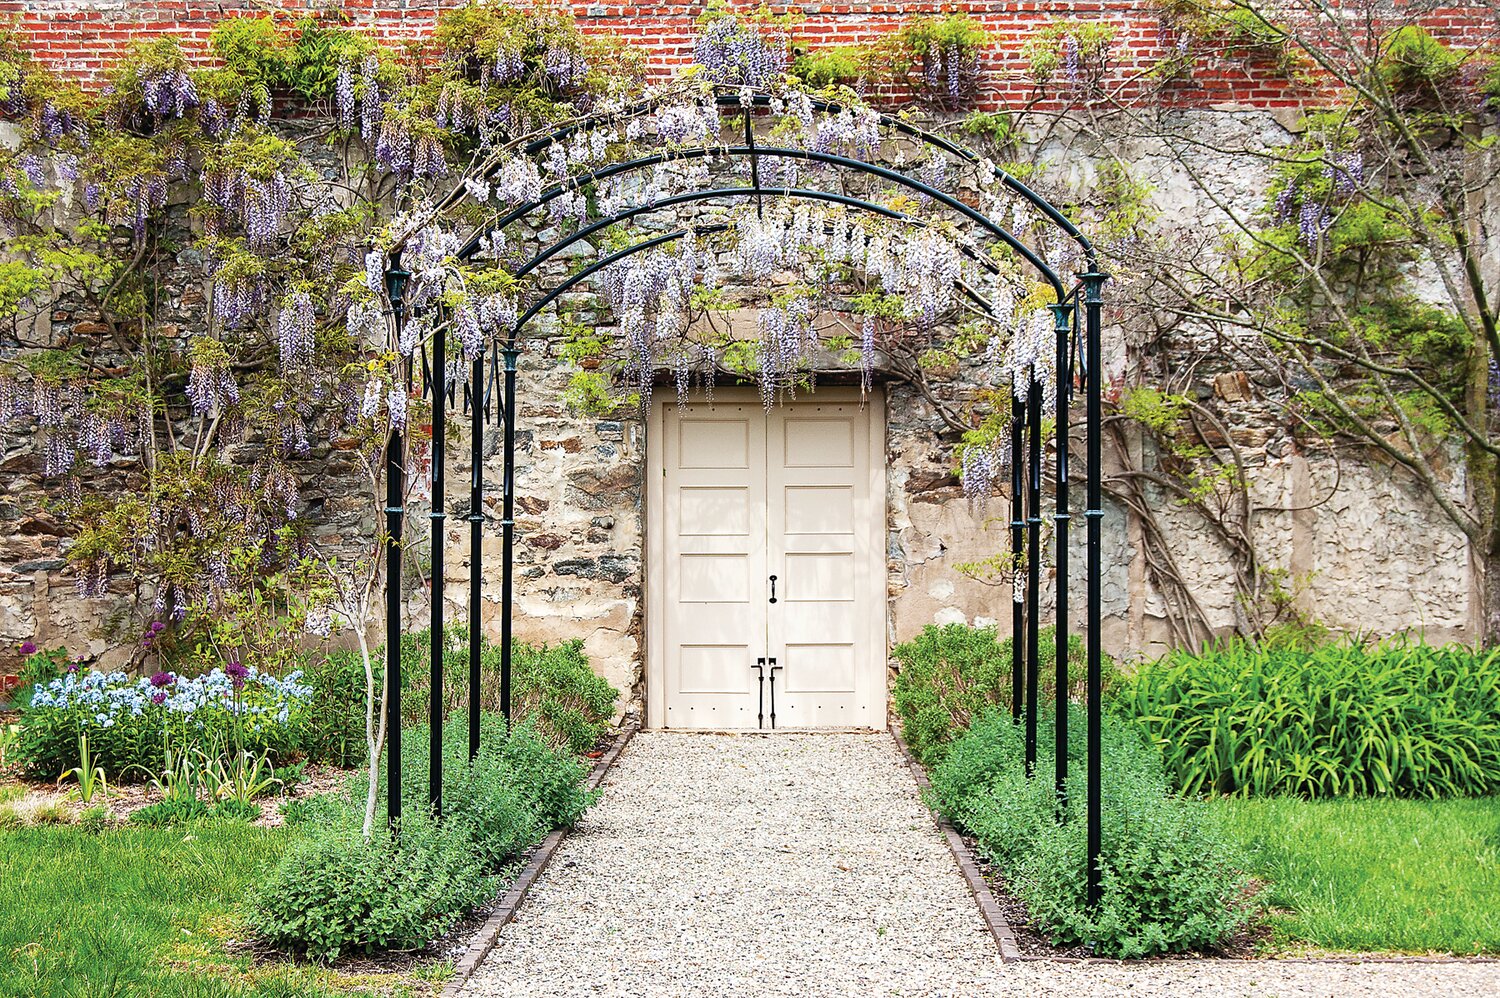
[0,818,445,997]
[1211,795,1500,955]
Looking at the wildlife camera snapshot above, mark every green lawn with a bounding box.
[0,819,445,997]
[1212,795,1500,955]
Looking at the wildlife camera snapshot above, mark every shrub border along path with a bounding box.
[893,725,1500,966]
[441,722,639,995]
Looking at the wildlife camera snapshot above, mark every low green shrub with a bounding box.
[129,797,210,826]
[928,708,1250,958]
[893,624,1115,765]
[249,811,489,961]
[398,626,619,755]
[252,711,597,961]
[1122,637,1500,797]
[300,629,618,765]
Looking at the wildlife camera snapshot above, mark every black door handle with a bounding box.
[769,575,777,604]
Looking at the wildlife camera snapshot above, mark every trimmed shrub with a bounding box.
[893,624,1114,765]
[252,711,597,960]
[250,811,489,961]
[928,707,1250,958]
[1122,638,1500,798]
[300,628,619,765]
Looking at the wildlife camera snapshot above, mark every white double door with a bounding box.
[648,390,885,730]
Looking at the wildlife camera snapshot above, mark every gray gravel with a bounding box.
[458,731,1499,998]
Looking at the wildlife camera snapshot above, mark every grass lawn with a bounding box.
[0,818,446,997]
[1212,795,1500,955]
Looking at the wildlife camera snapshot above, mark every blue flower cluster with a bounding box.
[29,666,311,730]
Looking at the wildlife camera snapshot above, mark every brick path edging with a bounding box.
[440,721,640,996]
[888,723,1025,962]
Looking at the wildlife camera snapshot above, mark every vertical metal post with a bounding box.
[383,260,409,830]
[1009,395,1024,722]
[468,356,483,760]
[428,319,445,816]
[1025,371,1041,778]
[1082,270,1106,909]
[499,341,519,726]
[1050,301,1074,813]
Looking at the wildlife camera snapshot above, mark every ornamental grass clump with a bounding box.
[1122,638,1500,798]
[17,665,311,779]
[927,708,1251,958]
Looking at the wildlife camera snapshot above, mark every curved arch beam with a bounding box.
[510,222,1005,339]
[504,85,1094,265]
[512,185,1002,282]
[458,145,1063,296]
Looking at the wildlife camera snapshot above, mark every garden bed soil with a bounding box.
[0,760,354,828]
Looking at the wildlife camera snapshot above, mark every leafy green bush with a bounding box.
[928,708,1250,958]
[253,711,596,960]
[1122,638,1500,797]
[392,714,594,869]
[893,624,1113,765]
[129,797,210,826]
[250,811,489,961]
[397,626,619,755]
[297,649,373,768]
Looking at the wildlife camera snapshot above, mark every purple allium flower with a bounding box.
[150,620,165,634]
[225,660,248,688]
[151,691,167,705]
[19,641,36,656]
[149,671,173,688]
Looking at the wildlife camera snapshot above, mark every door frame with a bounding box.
[645,386,888,730]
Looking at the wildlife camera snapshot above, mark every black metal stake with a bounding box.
[1010,396,1024,722]
[1025,372,1042,778]
[499,342,518,726]
[1050,301,1074,814]
[1083,270,1106,909]
[428,315,445,816]
[383,261,409,830]
[468,356,483,760]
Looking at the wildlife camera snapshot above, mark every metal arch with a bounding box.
[389,84,1107,914]
[496,85,1096,267]
[455,145,1065,297]
[512,186,1002,281]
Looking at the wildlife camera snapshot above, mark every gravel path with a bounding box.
[458,731,1500,998]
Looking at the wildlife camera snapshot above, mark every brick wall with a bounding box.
[5,2,1495,112]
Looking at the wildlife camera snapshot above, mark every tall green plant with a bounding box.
[1123,638,1500,798]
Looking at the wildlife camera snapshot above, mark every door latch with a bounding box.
[767,658,782,729]
[768,574,778,604]
[751,658,766,729]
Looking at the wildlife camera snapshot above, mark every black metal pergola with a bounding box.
[380,89,1109,906]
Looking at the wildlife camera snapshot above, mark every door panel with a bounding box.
[659,404,767,730]
[649,390,884,730]
[768,403,879,728]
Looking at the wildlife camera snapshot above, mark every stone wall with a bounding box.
[1,8,1489,715]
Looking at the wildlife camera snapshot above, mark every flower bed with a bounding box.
[18,665,311,778]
